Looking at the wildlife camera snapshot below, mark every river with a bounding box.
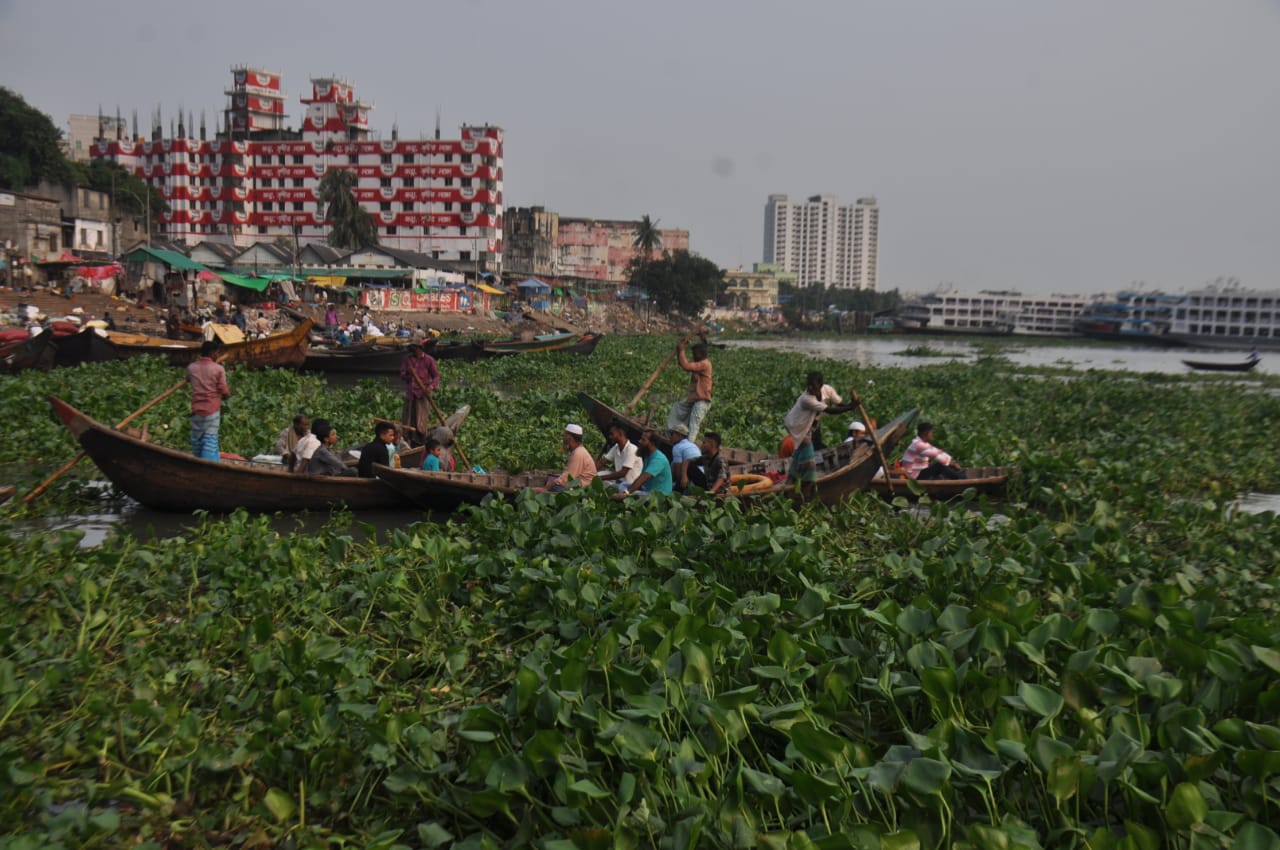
[722,334,1276,375]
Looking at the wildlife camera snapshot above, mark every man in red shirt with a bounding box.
[187,340,230,461]
[399,342,440,434]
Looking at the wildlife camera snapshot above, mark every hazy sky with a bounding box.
[3,0,1277,295]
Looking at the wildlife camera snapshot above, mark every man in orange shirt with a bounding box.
[535,424,597,492]
[667,339,712,442]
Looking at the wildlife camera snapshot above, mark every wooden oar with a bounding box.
[853,392,894,498]
[24,377,189,504]
[626,328,700,413]
[426,395,471,469]
[407,364,473,468]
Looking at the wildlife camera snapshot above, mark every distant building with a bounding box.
[555,217,689,285]
[33,181,113,257]
[763,194,879,290]
[0,190,63,260]
[722,263,791,309]
[504,206,559,279]
[90,66,504,271]
[66,113,127,162]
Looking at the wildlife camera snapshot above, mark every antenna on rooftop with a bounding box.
[434,108,441,140]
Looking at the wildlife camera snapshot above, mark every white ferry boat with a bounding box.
[895,289,1087,337]
[1167,284,1280,350]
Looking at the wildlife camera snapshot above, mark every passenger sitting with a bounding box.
[668,423,702,492]
[306,419,355,477]
[901,421,966,481]
[420,437,445,472]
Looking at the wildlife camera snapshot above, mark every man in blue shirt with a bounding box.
[616,430,673,498]
[668,423,702,493]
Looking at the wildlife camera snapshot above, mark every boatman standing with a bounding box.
[667,338,713,443]
[187,340,230,462]
[399,341,440,435]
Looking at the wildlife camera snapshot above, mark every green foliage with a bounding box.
[65,158,168,215]
[2,337,1280,846]
[628,250,723,317]
[0,86,72,189]
[318,168,380,251]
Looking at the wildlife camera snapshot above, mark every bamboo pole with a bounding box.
[626,329,700,413]
[24,377,188,504]
[853,393,894,498]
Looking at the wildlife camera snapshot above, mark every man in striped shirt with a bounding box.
[901,422,966,481]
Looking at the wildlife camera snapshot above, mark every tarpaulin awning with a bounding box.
[308,275,347,288]
[517,278,552,292]
[217,272,270,292]
[123,246,206,272]
[476,283,505,295]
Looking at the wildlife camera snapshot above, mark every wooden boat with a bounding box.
[725,408,918,507]
[868,465,1016,501]
[0,485,15,505]
[103,318,314,369]
[0,332,56,374]
[373,465,555,512]
[432,339,488,361]
[52,327,120,368]
[481,332,602,357]
[577,392,772,465]
[302,342,410,373]
[1181,357,1260,373]
[48,395,412,512]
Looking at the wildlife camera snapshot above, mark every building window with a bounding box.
[380,202,391,212]
[380,178,391,188]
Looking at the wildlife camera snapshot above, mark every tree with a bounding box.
[632,214,663,262]
[66,158,167,216]
[0,87,71,189]
[317,168,379,251]
[628,250,722,317]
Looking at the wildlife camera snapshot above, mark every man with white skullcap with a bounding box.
[535,423,597,492]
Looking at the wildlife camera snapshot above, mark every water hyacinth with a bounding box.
[0,335,1278,848]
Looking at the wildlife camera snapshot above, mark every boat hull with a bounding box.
[373,465,552,512]
[1181,358,1260,373]
[868,465,1015,500]
[49,395,407,512]
[105,319,314,369]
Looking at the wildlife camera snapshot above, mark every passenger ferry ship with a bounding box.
[1167,283,1280,350]
[895,289,1088,337]
[1074,290,1182,344]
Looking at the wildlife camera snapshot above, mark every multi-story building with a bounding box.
[722,263,792,309]
[763,194,879,290]
[67,113,128,162]
[504,206,559,279]
[90,67,504,270]
[555,217,689,285]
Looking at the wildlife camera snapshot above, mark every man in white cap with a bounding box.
[535,423,597,492]
[844,420,868,444]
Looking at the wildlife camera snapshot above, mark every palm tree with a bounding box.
[633,214,663,262]
[317,168,379,251]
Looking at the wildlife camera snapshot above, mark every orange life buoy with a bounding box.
[728,473,774,495]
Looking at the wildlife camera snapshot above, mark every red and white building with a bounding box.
[91,67,504,270]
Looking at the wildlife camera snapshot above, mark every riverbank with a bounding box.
[0,284,684,339]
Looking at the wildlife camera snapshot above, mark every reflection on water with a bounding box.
[725,335,1275,375]
[9,499,438,549]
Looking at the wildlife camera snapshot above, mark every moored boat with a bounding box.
[481,331,602,357]
[868,465,1016,501]
[48,395,411,512]
[104,318,314,369]
[1181,357,1260,373]
[302,342,410,373]
[1167,285,1280,350]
